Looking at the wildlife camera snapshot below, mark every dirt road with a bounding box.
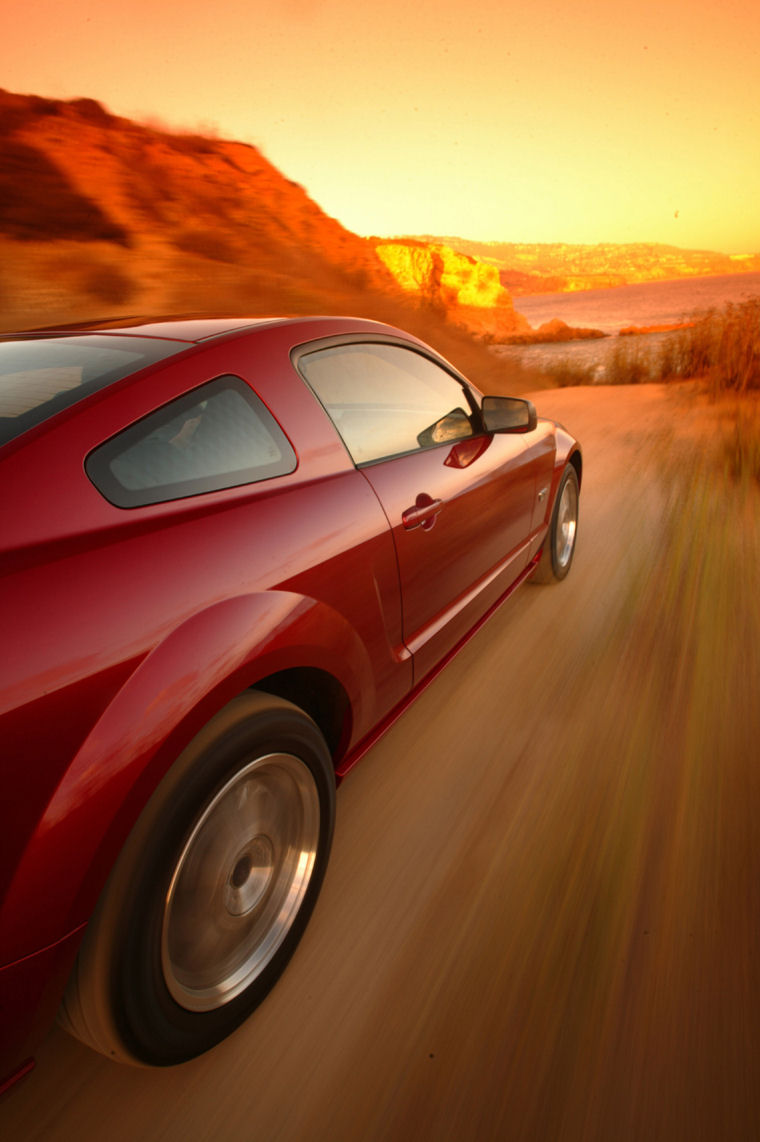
[3,384,759,1141]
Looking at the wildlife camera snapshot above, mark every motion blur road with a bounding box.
[3,384,759,1141]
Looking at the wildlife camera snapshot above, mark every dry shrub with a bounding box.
[167,134,218,157]
[550,360,597,387]
[66,98,112,126]
[656,336,682,379]
[80,263,134,305]
[171,229,242,264]
[127,158,178,224]
[568,298,760,392]
[710,300,760,393]
[0,90,60,133]
[660,312,720,378]
[606,340,651,385]
[656,299,760,392]
[504,319,605,346]
[0,139,130,245]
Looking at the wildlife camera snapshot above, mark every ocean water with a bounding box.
[494,271,760,376]
[512,272,760,334]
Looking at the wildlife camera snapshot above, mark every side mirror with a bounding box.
[482,396,537,434]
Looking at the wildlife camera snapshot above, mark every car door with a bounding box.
[297,340,541,682]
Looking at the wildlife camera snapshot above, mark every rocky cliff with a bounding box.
[374,241,528,339]
[0,89,536,393]
[0,89,408,329]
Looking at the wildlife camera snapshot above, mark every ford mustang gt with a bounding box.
[0,315,580,1090]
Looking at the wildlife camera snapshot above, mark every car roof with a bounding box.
[15,315,395,345]
[0,315,426,451]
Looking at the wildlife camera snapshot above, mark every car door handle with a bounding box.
[402,496,443,530]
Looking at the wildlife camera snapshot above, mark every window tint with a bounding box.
[298,342,476,465]
[86,375,296,507]
[0,335,188,448]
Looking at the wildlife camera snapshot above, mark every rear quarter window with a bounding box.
[86,375,296,507]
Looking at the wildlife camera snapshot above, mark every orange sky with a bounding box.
[2,0,759,251]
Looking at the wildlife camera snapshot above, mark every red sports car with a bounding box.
[0,315,580,1090]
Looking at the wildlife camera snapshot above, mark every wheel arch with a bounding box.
[0,591,363,969]
[554,423,582,489]
[253,666,351,760]
[567,446,582,489]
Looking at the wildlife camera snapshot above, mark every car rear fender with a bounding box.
[0,590,374,966]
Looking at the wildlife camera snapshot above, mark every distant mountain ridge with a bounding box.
[409,236,760,294]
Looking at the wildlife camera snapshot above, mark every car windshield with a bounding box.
[0,334,189,448]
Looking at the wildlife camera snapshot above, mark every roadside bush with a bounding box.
[711,300,760,393]
[80,263,134,305]
[550,360,597,387]
[0,91,60,133]
[171,229,242,264]
[67,98,112,126]
[665,314,717,378]
[0,140,130,245]
[168,133,218,157]
[655,299,760,391]
[606,340,651,385]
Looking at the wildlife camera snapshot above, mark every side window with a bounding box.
[298,343,476,465]
[86,375,296,507]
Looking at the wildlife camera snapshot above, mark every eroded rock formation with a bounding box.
[375,241,529,339]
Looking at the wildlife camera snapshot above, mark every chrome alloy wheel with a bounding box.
[554,475,578,571]
[161,752,320,1012]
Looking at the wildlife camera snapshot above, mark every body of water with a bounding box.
[495,272,760,377]
[512,272,760,334]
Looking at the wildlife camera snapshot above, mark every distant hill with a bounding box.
[0,89,529,394]
[411,236,760,294]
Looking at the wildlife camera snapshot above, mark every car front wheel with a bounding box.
[60,691,335,1066]
[531,463,579,584]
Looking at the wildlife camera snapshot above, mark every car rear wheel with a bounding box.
[531,464,579,583]
[60,691,335,1066]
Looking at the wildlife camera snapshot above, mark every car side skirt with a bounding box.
[335,548,541,780]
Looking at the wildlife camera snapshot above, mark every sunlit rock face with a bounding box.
[375,241,529,339]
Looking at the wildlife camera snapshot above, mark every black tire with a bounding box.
[60,691,335,1066]
[531,464,579,584]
